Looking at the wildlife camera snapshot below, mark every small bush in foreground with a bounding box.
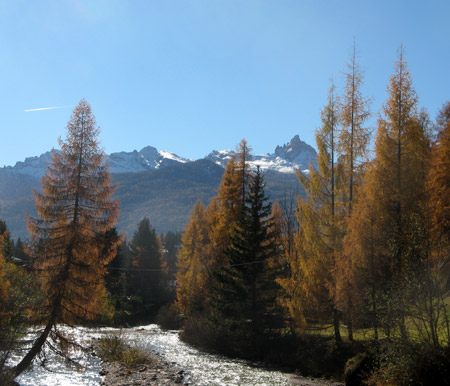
[97,333,151,369]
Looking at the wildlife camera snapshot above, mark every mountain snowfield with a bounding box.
[1,135,317,177]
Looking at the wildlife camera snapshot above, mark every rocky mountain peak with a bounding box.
[274,134,316,163]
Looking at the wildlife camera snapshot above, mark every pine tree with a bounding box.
[161,231,182,280]
[128,217,167,308]
[0,221,13,261]
[13,238,29,265]
[212,167,278,335]
[12,99,121,377]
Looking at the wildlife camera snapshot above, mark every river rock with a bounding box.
[100,350,189,386]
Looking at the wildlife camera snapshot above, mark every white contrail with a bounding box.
[24,106,71,112]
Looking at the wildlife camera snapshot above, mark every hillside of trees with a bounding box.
[0,157,303,240]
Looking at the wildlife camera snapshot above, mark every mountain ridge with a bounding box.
[1,135,317,178]
[0,135,315,238]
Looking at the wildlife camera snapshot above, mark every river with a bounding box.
[13,325,294,386]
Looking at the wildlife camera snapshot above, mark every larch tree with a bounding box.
[429,102,450,246]
[281,82,342,343]
[342,166,389,341]
[0,231,9,329]
[12,99,121,378]
[207,140,252,274]
[0,230,11,380]
[422,101,450,346]
[335,45,371,340]
[349,49,430,340]
[176,200,211,315]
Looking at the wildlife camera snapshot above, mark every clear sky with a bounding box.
[1,0,449,167]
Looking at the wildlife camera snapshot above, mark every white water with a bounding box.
[11,325,291,386]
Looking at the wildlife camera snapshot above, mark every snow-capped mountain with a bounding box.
[205,135,317,174]
[0,135,316,178]
[105,146,190,174]
[1,146,190,177]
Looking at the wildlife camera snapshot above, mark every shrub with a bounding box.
[367,341,450,386]
[156,303,182,330]
[97,333,151,369]
[345,351,376,386]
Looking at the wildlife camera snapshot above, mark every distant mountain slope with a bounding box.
[0,135,313,239]
[113,159,225,236]
[0,147,190,178]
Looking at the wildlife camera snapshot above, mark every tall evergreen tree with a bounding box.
[212,167,278,335]
[12,99,121,378]
[0,221,13,261]
[128,217,167,308]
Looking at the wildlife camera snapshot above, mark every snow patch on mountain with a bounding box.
[1,135,316,177]
[205,135,317,174]
[1,146,190,177]
[105,146,190,173]
[1,151,56,178]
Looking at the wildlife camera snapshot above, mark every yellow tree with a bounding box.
[176,200,211,315]
[335,45,371,340]
[429,102,450,245]
[13,99,121,377]
[346,49,430,340]
[176,140,253,320]
[422,101,450,345]
[0,231,9,329]
[280,82,342,343]
[208,139,252,268]
[342,166,389,341]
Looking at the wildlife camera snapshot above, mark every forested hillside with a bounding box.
[0,158,303,239]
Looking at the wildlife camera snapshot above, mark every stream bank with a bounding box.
[99,350,187,386]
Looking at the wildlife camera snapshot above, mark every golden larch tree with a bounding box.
[280,82,343,343]
[176,200,211,315]
[335,45,371,340]
[346,49,430,340]
[13,99,121,377]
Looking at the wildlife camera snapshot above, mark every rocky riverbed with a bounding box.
[99,350,188,386]
[98,348,343,386]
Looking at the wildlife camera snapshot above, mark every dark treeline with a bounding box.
[105,220,181,325]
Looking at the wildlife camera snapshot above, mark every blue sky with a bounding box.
[1,0,449,167]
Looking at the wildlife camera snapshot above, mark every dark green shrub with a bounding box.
[156,303,182,330]
[345,351,376,386]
